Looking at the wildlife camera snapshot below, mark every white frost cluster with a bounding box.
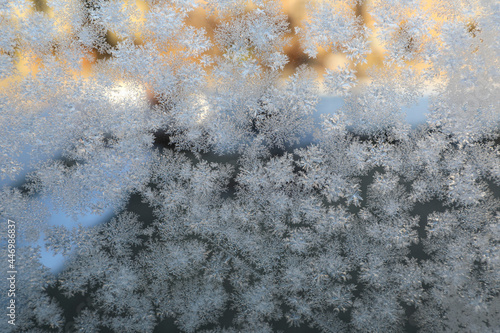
[0,0,499,332]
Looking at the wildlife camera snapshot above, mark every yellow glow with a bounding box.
[1,0,466,89]
[106,81,146,104]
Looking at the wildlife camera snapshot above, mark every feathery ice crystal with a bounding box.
[0,0,499,332]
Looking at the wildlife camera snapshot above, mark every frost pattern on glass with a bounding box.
[0,0,499,332]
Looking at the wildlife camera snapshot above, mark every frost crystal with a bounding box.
[0,0,499,332]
